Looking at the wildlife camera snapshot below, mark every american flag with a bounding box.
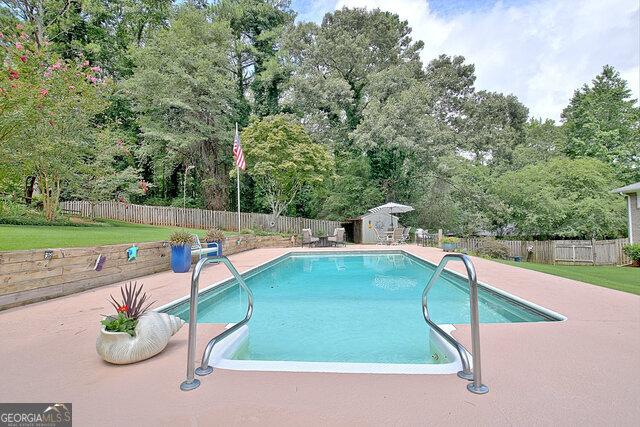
[233,127,246,170]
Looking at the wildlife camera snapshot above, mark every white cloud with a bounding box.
[294,0,338,23]
[333,0,640,121]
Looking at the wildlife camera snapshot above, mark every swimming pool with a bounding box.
[163,251,562,373]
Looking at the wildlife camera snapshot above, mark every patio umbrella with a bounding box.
[368,202,415,215]
[369,203,414,235]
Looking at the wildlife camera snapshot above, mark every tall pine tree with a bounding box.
[562,65,640,182]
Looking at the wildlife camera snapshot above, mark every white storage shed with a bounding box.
[343,212,399,244]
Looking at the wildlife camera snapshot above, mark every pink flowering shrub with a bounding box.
[0,27,109,221]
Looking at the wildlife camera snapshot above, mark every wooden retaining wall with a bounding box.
[458,237,631,265]
[60,201,342,235]
[0,234,294,310]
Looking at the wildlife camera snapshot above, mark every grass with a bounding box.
[499,260,640,295]
[0,220,242,251]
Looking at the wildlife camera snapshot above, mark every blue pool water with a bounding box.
[166,252,556,364]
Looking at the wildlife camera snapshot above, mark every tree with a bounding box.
[319,156,383,220]
[279,8,430,215]
[210,0,295,122]
[562,65,640,182]
[512,118,565,168]
[424,54,475,132]
[125,5,236,210]
[462,90,529,166]
[416,157,514,236]
[494,158,626,239]
[353,76,448,202]
[241,115,333,223]
[0,30,107,220]
[281,7,424,147]
[72,127,144,216]
[1,0,172,77]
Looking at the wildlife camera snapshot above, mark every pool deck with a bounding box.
[0,245,638,426]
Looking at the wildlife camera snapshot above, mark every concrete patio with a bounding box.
[0,245,638,426]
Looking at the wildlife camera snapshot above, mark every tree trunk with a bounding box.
[199,135,230,210]
[202,177,229,211]
[24,176,36,205]
[38,173,60,221]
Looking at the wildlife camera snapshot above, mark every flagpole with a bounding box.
[236,122,241,233]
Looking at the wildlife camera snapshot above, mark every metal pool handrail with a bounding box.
[180,252,254,391]
[422,253,489,395]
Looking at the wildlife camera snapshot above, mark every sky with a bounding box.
[290,0,640,122]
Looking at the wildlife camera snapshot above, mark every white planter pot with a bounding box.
[96,311,184,364]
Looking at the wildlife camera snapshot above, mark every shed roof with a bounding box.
[345,212,400,221]
[611,182,640,194]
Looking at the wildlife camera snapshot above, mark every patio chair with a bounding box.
[373,227,388,245]
[328,228,345,247]
[415,228,424,245]
[390,227,405,245]
[400,226,411,244]
[301,228,319,247]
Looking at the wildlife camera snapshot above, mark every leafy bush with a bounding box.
[441,236,460,244]
[477,238,510,259]
[0,199,91,226]
[203,228,225,242]
[169,231,194,246]
[101,313,138,336]
[623,244,640,262]
[0,216,69,226]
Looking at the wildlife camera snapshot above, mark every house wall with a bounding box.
[628,192,639,244]
[359,213,399,244]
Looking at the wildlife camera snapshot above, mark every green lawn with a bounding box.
[499,260,640,295]
[0,220,237,251]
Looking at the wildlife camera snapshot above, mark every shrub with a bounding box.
[0,199,93,226]
[168,231,193,246]
[477,238,510,259]
[441,236,460,244]
[203,228,225,242]
[623,243,640,263]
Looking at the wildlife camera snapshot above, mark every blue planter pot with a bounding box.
[171,244,192,273]
[442,243,457,252]
[206,241,223,257]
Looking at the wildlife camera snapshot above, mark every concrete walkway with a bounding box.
[0,245,638,426]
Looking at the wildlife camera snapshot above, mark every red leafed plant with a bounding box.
[108,281,155,320]
[102,282,155,336]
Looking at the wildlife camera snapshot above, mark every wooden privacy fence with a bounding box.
[60,201,342,235]
[459,237,631,266]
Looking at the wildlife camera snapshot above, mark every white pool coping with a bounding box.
[209,324,464,375]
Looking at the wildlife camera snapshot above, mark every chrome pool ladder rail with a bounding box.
[180,251,254,391]
[422,253,489,394]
